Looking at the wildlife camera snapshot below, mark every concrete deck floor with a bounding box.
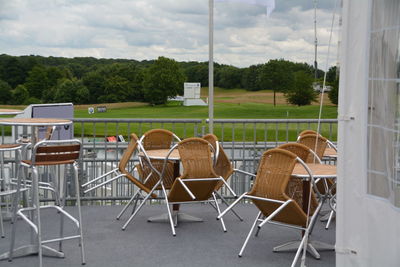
[0,204,335,267]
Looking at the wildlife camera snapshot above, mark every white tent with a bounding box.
[337,0,400,266]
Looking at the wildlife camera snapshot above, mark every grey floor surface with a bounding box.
[0,204,335,267]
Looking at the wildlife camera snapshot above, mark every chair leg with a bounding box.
[9,164,24,262]
[116,190,141,220]
[58,166,68,252]
[325,209,335,230]
[0,197,4,238]
[74,163,86,265]
[122,181,161,231]
[238,211,262,257]
[215,191,243,221]
[212,193,226,232]
[161,184,176,236]
[254,215,265,237]
[32,168,43,267]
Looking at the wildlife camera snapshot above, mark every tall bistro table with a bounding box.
[0,118,73,260]
[273,163,337,259]
[139,148,204,224]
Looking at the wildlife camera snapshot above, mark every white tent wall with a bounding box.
[337,1,400,266]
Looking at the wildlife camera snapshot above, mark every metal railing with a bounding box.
[1,118,338,205]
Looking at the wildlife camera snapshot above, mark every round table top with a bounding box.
[0,118,72,126]
[0,109,24,115]
[323,147,337,158]
[139,149,180,160]
[292,163,337,179]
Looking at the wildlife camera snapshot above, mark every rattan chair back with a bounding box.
[298,129,319,137]
[116,133,158,197]
[248,148,309,227]
[202,134,233,191]
[278,143,319,214]
[141,129,177,150]
[168,138,219,202]
[139,129,179,189]
[298,134,328,160]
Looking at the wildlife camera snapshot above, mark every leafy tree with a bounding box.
[0,56,26,88]
[241,64,262,91]
[328,77,339,105]
[185,64,209,87]
[216,66,242,89]
[82,71,105,103]
[326,66,338,83]
[24,65,49,99]
[0,79,12,104]
[25,97,41,105]
[143,57,186,105]
[285,71,317,106]
[54,78,89,104]
[11,85,29,104]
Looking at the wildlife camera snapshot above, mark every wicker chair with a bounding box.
[297,130,337,152]
[120,130,181,231]
[278,143,320,215]
[203,134,255,221]
[164,138,236,235]
[81,133,143,194]
[218,148,324,267]
[298,134,335,194]
[139,129,181,189]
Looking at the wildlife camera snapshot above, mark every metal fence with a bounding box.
[70,118,338,205]
[1,118,338,205]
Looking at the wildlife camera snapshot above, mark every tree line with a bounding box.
[0,54,338,106]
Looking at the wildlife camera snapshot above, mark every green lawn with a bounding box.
[75,101,337,119]
[72,101,337,141]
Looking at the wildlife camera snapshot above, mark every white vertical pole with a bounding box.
[208,0,214,134]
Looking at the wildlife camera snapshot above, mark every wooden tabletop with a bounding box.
[0,109,23,115]
[323,147,337,158]
[292,163,337,179]
[139,149,180,160]
[0,118,72,126]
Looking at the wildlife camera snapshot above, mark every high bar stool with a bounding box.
[9,139,86,267]
[0,143,24,238]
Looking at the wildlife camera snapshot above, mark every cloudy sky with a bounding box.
[0,0,340,69]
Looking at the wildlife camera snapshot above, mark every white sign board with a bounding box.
[184,83,201,99]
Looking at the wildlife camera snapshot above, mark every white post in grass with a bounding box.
[208,0,214,134]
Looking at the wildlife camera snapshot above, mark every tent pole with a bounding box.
[208,0,214,134]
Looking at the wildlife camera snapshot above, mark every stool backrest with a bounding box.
[32,139,82,165]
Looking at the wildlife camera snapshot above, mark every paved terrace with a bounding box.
[0,204,335,267]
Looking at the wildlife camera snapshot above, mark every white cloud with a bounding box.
[0,0,339,69]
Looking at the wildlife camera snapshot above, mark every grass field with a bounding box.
[1,88,338,141]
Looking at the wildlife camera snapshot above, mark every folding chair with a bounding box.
[218,148,324,267]
[9,139,85,267]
